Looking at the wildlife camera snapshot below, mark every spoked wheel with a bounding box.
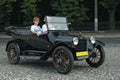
[7,43,20,64]
[86,46,105,68]
[52,46,74,74]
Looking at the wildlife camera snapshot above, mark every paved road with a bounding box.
[0,38,120,80]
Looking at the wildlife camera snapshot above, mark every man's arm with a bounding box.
[31,25,40,36]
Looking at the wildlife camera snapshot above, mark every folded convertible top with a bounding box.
[5,26,32,38]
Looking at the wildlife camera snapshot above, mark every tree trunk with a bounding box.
[108,8,115,30]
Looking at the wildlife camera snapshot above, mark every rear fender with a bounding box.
[6,40,21,54]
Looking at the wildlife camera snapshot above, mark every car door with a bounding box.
[29,34,52,51]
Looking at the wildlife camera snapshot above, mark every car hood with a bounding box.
[55,35,75,42]
[50,31,86,43]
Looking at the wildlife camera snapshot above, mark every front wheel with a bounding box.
[86,46,105,68]
[7,43,20,64]
[52,46,74,74]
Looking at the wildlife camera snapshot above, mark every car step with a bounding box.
[25,50,47,54]
[21,50,47,56]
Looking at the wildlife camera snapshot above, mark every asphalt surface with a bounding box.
[0,38,120,80]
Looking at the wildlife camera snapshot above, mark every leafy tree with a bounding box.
[20,0,41,25]
[51,0,89,23]
[100,0,120,30]
[0,0,16,26]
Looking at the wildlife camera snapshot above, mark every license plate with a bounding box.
[76,51,88,57]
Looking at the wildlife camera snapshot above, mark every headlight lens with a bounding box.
[90,36,96,44]
[73,37,79,45]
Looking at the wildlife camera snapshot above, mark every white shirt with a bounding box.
[42,23,55,30]
[42,24,48,33]
[31,25,43,34]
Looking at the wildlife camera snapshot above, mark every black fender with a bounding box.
[53,42,77,60]
[54,42,75,49]
[54,42,77,60]
[94,40,105,47]
[87,40,105,56]
[40,42,77,60]
[6,40,21,54]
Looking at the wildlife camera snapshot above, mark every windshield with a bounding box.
[46,16,69,30]
[47,23,68,30]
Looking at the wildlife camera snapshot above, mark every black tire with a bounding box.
[7,43,20,64]
[86,46,105,68]
[52,46,74,74]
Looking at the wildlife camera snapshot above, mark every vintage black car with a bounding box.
[5,16,105,74]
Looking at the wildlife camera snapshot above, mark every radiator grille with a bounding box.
[76,38,87,51]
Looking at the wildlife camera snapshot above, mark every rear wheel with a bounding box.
[86,46,105,68]
[7,43,20,64]
[52,46,74,74]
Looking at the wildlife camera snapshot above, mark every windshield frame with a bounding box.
[45,16,69,31]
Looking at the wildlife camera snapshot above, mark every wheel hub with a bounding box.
[92,52,97,58]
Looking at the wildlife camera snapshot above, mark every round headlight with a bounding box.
[73,37,79,45]
[90,36,96,44]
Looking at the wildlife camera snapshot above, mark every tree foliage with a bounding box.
[0,0,89,26]
[51,0,89,23]
[0,0,119,30]
[99,0,120,29]
[100,0,120,9]
[20,0,41,25]
[0,0,16,25]
[0,0,41,26]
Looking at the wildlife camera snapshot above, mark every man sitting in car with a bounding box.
[42,17,55,31]
[42,17,48,34]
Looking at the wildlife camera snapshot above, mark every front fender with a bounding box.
[94,40,105,47]
[87,40,105,56]
[54,42,75,49]
[40,42,77,60]
[54,42,77,60]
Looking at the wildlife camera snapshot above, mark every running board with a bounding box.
[24,50,47,54]
[20,50,47,56]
